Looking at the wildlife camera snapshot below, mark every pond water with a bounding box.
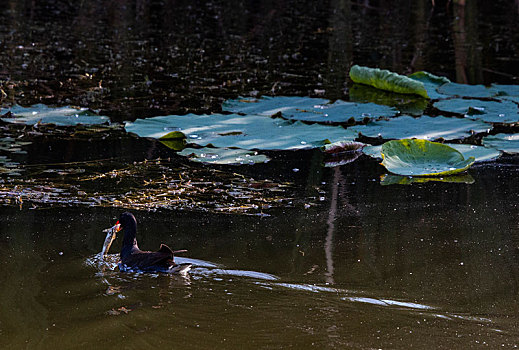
[1,158,519,349]
[1,0,519,349]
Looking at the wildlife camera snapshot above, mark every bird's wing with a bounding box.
[158,244,174,255]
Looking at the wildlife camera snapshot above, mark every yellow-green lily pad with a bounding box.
[380,139,475,176]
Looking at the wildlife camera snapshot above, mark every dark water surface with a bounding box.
[1,0,519,349]
[1,159,519,349]
[1,0,518,119]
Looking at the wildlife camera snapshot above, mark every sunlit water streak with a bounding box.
[85,253,494,327]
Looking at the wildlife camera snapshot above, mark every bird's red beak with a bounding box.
[115,220,121,232]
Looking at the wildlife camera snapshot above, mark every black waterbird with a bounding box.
[114,212,191,274]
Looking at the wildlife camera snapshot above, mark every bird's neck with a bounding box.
[121,227,139,255]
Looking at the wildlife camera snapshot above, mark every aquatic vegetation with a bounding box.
[380,173,475,185]
[407,71,451,100]
[348,84,428,115]
[364,143,502,163]
[223,96,398,122]
[351,115,489,141]
[321,141,365,167]
[482,134,519,154]
[433,98,519,123]
[125,113,358,150]
[349,65,429,98]
[437,83,498,98]
[0,158,297,214]
[380,139,475,176]
[1,104,109,125]
[178,147,270,165]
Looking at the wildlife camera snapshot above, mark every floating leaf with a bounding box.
[222,96,328,116]
[125,113,358,151]
[380,173,475,185]
[351,115,489,141]
[0,104,109,125]
[433,98,519,123]
[380,139,475,176]
[364,143,500,163]
[159,131,187,151]
[178,147,270,165]
[491,84,519,97]
[349,84,427,115]
[322,141,365,154]
[349,65,429,98]
[407,71,451,100]
[437,83,498,98]
[322,141,365,167]
[497,95,519,104]
[223,96,397,122]
[447,144,502,162]
[482,133,519,154]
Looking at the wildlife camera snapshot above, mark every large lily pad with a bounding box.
[433,98,519,123]
[407,71,451,100]
[178,147,270,165]
[349,65,429,98]
[437,83,498,98]
[482,133,519,154]
[364,143,501,163]
[223,96,397,123]
[0,104,109,125]
[380,139,475,176]
[351,115,489,141]
[125,113,358,150]
[222,96,328,116]
[348,84,428,116]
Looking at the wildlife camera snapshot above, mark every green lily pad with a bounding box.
[348,84,428,115]
[364,143,500,163]
[223,96,397,123]
[349,65,429,98]
[351,115,489,141]
[125,113,358,151]
[0,104,109,125]
[407,71,451,100]
[380,139,475,176]
[437,83,498,98]
[380,173,475,185]
[159,131,187,151]
[482,133,519,154]
[178,147,270,165]
[433,98,519,123]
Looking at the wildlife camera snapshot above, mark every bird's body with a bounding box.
[116,212,191,274]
